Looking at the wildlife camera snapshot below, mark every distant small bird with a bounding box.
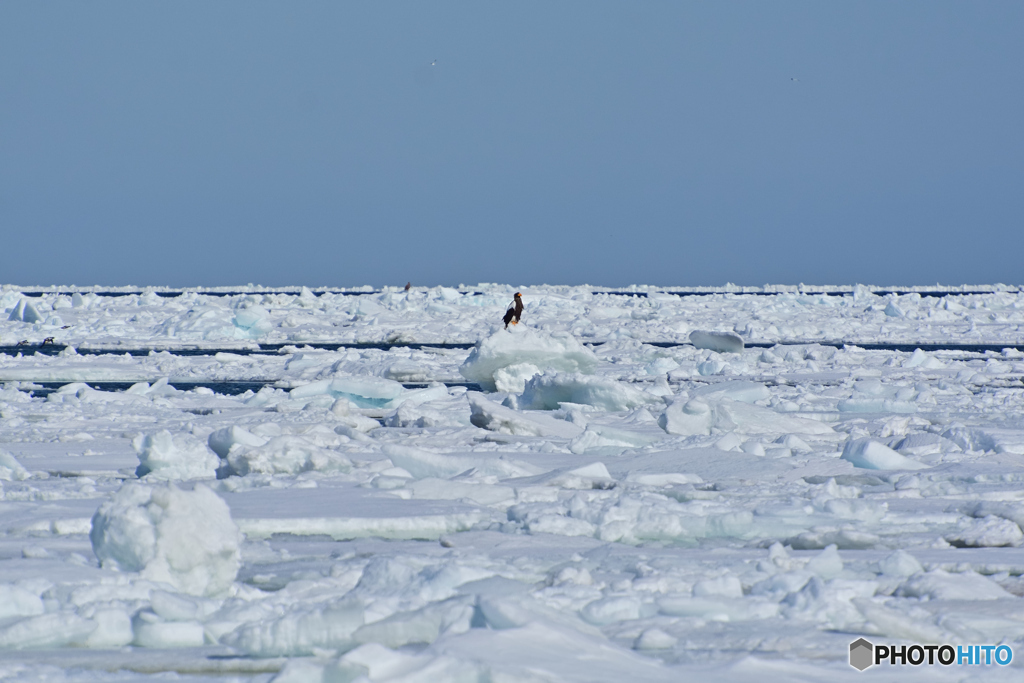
[503,293,523,329]
[405,282,411,291]
[431,59,437,66]
[790,77,799,82]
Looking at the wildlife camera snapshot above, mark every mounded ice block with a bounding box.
[689,330,744,353]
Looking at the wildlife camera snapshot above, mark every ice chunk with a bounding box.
[527,515,597,537]
[645,357,679,376]
[840,438,928,470]
[780,576,877,629]
[207,426,268,459]
[787,528,881,550]
[634,628,678,650]
[382,444,540,480]
[692,575,743,598]
[658,596,778,621]
[892,432,959,456]
[742,440,766,455]
[272,660,331,683]
[883,301,905,318]
[878,550,923,578]
[580,596,645,625]
[853,378,886,396]
[237,512,484,542]
[568,425,663,455]
[134,431,220,480]
[721,400,835,435]
[0,613,96,649]
[941,426,997,452]
[290,377,446,410]
[390,384,450,410]
[492,362,542,394]
[475,593,601,635]
[226,435,351,476]
[132,611,205,648]
[625,472,703,487]
[805,544,844,580]
[0,585,44,620]
[776,434,811,452]
[90,482,241,597]
[659,396,833,437]
[519,372,662,412]
[689,330,744,353]
[467,393,583,438]
[460,328,598,392]
[715,433,743,452]
[904,348,945,369]
[946,515,1023,548]
[542,462,614,489]
[408,478,515,506]
[0,450,30,481]
[327,643,427,682]
[82,609,134,648]
[353,596,474,648]
[838,398,918,413]
[150,590,201,621]
[967,501,1024,528]
[224,601,363,656]
[697,359,726,376]
[692,380,770,404]
[332,400,383,432]
[231,308,273,339]
[658,398,714,436]
[853,599,951,643]
[896,570,1012,601]
[7,299,43,324]
[427,621,679,683]
[381,359,434,383]
[383,401,464,429]
[291,376,403,405]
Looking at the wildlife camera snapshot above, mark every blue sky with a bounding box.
[1,2,1021,288]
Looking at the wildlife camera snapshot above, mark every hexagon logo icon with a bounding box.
[849,638,874,671]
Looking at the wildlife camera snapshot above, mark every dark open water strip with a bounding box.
[14,380,484,398]
[261,340,1024,354]
[0,342,477,357]
[15,288,1018,299]
[18,290,377,298]
[4,340,1024,359]
[650,341,1024,354]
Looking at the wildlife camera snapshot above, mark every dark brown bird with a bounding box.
[503,292,523,329]
[404,282,411,291]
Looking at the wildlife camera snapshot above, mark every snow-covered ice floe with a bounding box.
[1,283,1024,681]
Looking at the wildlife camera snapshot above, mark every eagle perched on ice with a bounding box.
[503,292,523,329]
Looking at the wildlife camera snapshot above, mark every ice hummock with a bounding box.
[460,327,598,391]
[689,329,744,353]
[840,437,928,470]
[519,371,663,411]
[134,430,220,480]
[90,482,241,597]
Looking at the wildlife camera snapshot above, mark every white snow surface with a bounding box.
[0,283,1024,681]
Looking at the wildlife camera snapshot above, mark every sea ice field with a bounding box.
[1,283,1024,681]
